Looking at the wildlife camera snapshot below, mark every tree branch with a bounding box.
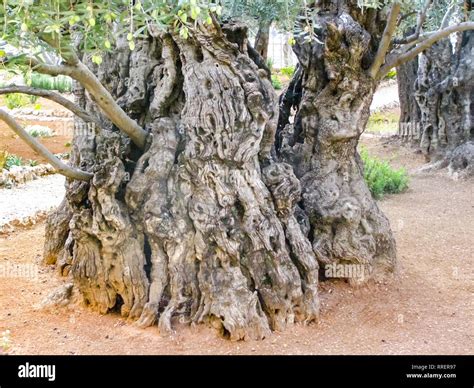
[37,32,80,65]
[369,2,402,79]
[2,55,149,149]
[0,109,92,181]
[440,2,457,29]
[0,54,76,77]
[394,0,433,44]
[0,85,99,126]
[70,62,148,149]
[397,11,417,26]
[378,21,474,78]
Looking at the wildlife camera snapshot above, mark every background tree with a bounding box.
[396,0,474,178]
[223,0,301,61]
[277,0,474,278]
[0,0,472,340]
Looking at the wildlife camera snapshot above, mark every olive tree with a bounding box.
[0,0,472,340]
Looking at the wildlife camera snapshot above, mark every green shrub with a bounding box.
[280,66,295,77]
[4,154,23,170]
[271,74,282,90]
[4,93,29,109]
[26,125,53,138]
[30,73,72,93]
[360,148,408,199]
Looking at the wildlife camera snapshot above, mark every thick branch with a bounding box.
[369,3,402,78]
[0,85,99,126]
[2,55,77,77]
[70,62,148,149]
[0,109,92,181]
[3,55,149,149]
[379,21,474,78]
[37,32,80,65]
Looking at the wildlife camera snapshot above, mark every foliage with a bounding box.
[384,69,397,80]
[30,73,72,93]
[27,127,53,138]
[222,0,302,31]
[0,152,26,170]
[360,148,409,199]
[4,93,29,109]
[271,74,282,90]
[280,66,295,77]
[0,152,36,170]
[0,0,223,63]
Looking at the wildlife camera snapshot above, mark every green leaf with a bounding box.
[104,40,111,49]
[129,40,136,51]
[92,55,102,65]
[191,6,200,20]
[179,26,189,40]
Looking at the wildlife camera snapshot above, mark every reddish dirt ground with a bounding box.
[0,97,73,163]
[0,137,472,355]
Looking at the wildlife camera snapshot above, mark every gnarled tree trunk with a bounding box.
[397,58,421,142]
[45,23,320,340]
[400,31,474,177]
[277,3,397,281]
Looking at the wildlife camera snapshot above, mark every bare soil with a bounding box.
[0,97,73,163]
[0,137,472,355]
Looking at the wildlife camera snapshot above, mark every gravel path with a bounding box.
[371,82,399,112]
[0,174,65,226]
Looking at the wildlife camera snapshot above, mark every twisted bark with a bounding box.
[397,58,421,142]
[277,3,397,280]
[46,23,320,340]
[411,31,474,178]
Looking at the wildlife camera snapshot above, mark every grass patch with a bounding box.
[280,66,295,77]
[366,110,399,134]
[361,148,409,199]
